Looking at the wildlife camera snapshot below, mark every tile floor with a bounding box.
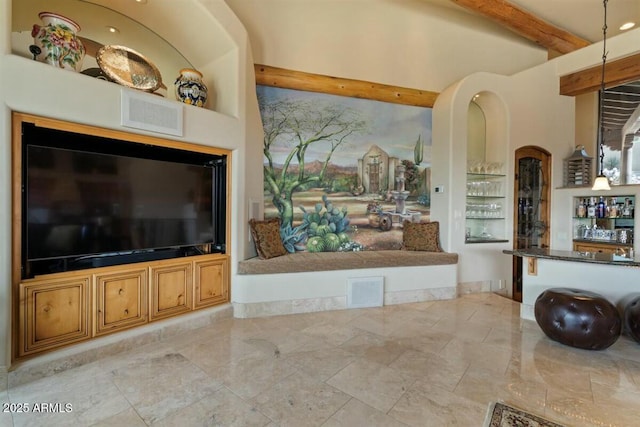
[2,293,640,426]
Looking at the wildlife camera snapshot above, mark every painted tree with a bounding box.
[259,94,367,229]
[414,134,423,165]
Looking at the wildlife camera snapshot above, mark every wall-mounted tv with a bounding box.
[21,122,227,279]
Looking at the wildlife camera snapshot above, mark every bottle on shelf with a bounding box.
[609,197,617,218]
[587,197,596,218]
[622,198,634,218]
[577,198,586,218]
[596,196,606,219]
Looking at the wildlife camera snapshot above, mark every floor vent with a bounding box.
[347,276,384,308]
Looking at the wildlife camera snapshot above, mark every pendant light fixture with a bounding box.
[592,0,611,191]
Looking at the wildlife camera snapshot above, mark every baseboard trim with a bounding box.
[233,286,457,318]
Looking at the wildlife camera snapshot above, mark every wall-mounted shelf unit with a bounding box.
[465,169,508,243]
[572,195,635,257]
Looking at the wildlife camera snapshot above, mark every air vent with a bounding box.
[121,89,183,136]
[347,276,384,308]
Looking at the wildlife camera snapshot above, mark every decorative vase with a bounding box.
[31,12,85,72]
[175,68,208,107]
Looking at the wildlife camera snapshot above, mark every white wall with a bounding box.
[0,0,256,371]
[226,0,547,91]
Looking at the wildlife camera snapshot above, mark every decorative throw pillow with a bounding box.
[249,217,288,259]
[402,220,443,252]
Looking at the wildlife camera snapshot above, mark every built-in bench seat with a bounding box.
[238,250,458,275]
[233,250,459,318]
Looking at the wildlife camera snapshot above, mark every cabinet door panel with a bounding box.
[150,262,192,321]
[95,269,147,336]
[19,276,90,356]
[194,258,229,308]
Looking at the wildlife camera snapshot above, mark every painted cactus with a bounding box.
[300,194,350,238]
[299,194,351,252]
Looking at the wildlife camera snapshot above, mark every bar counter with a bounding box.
[504,247,640,267]
[504,247,640,321]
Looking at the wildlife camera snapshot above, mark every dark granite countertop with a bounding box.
[503,247,640,267]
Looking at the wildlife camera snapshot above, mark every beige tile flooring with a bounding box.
[2,292,640,426]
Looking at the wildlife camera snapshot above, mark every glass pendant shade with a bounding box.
[592,175,611,191]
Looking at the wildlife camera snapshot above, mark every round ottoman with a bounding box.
[624,295,640,344]
[534,288,621,350]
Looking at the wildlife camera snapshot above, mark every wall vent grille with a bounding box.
[347,276,384,308]
[121,89,183,136]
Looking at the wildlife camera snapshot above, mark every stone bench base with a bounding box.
[234,250,459,318]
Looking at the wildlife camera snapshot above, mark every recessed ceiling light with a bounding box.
[106,26,120,34]
[135,0,148,4]
[620,22,636,31]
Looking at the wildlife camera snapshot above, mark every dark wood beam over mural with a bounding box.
[254,64,439,108]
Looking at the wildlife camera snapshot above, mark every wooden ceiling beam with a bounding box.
[254,64,439,108]
[560,53,640,96]
[450,0,591,54]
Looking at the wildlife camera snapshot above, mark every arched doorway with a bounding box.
[513,146,551,302]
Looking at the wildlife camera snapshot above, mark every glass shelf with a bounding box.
[465,169,506,243]
[467,195,505,199]
[465,237,509,244]
[466,217,505,220]
[572,216,634,220]
[466,173,506,179]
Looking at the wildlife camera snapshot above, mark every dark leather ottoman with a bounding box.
[534,288,621,350]
[624,295,640,343]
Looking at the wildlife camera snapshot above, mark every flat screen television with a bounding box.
[21,122,227,279]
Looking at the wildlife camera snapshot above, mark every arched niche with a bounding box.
[465,91,509,244]
[467,100,486,161]
[10,0,240,115]
[469,90,509,170]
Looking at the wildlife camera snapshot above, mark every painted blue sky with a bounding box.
[257,85,433,168]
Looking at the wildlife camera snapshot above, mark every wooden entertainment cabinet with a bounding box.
[11,113,231,360]
[18,254,228,357]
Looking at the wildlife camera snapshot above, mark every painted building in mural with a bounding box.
[358,145,395,195]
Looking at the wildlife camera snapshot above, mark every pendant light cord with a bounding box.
[598,0,608,176]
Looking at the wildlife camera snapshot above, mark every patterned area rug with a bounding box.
[484,402,565,427]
